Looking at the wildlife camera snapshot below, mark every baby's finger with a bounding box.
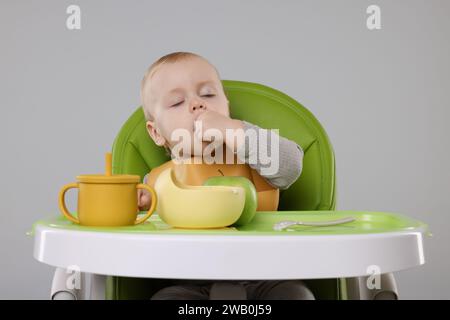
[137,190,145,204]
[142,192,150,202]
[140,192,151,206]
[137,190,141,201]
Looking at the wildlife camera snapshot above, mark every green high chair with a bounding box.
[105,80,378,300]
[38,80,428,300]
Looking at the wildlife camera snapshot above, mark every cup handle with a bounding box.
[58,183,80,224]
[135,183,157,225]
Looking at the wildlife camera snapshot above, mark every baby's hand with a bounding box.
[138,174,152,211]
[137,188,152,211]
[195,110,244,152]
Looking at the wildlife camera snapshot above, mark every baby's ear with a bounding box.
[146,121,166,146]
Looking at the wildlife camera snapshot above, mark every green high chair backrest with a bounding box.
[108,80,341,300]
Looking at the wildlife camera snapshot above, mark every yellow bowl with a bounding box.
[154,168,245,228]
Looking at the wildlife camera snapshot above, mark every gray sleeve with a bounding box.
[236,120,304,190]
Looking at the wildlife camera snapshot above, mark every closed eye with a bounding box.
[201,94,216,98]
[170,100,184,107]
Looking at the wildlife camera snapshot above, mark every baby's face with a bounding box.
[143,56,229,155]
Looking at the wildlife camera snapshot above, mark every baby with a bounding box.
[137,51,314,300]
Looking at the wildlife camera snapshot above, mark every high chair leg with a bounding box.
[51,268,106,300]
[345,272,399,300]
[89,273,106,300]
[51,267,81,300]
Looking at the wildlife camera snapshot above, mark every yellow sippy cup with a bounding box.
[58,152,157,226]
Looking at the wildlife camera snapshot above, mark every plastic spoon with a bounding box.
[273,216,356,231]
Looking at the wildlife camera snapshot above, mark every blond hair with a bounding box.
[140,51,203,121]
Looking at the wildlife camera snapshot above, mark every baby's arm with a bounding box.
[236,120,304,190]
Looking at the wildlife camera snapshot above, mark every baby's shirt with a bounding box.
[237,120,304,190]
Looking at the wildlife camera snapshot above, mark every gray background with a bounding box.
[1,0,448,299]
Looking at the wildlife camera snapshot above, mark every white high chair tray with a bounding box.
[32,210,429,280]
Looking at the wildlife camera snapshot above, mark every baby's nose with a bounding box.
[191,103,206,112]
